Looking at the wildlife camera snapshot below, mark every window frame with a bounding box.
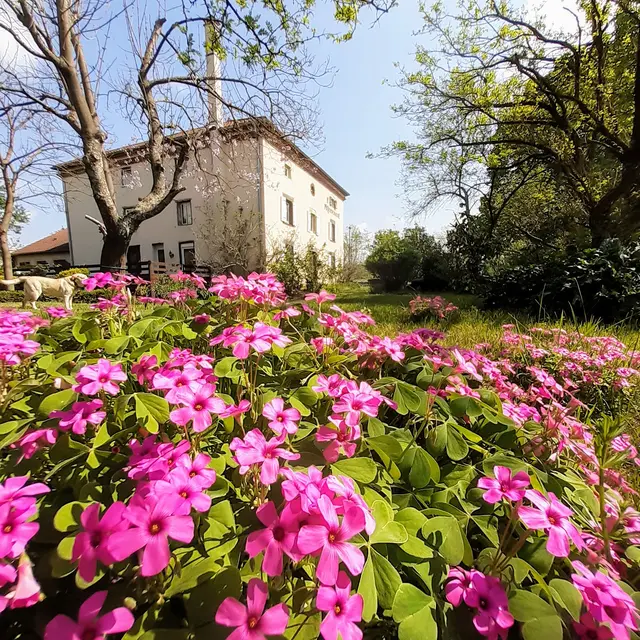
[329,219,336,243]
[177,199,193,226]
[152,242,166,263]
[308,209,318,235]
[284,164,292,179]
[310,183,316,196]
[281,196,295,226]
[120,166,132,186]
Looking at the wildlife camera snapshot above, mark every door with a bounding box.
[152,243,166,263]
[127,244,141,274]
[179,241,195,272]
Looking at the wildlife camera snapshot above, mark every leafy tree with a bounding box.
[389,0,640,248]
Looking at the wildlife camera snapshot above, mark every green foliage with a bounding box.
[58,267,90,278]
[484,239,640,322]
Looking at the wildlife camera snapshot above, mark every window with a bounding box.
[284,164,292,179]
[179,241,196,269]
[308,210,318,235]
[37,260,48,265]
[177,200,193,226]
[329,252,336,269]
[18,261,31,266]
[281,196,294,226]
[152,243,166,263]
[329,219,336,243]
[310,183,316,196]
[328,196,337,210]
[121,166,132,186]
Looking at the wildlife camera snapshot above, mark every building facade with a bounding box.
[12,229,71,270]
[55,123,347,273]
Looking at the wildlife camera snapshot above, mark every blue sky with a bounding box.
[16,0,460,247]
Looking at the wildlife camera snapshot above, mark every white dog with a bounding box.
[0,273,88,310]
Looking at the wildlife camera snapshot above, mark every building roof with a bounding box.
[13,229,70,256]
[53,118,349,199]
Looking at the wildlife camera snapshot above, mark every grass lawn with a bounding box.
[330,285,640,350]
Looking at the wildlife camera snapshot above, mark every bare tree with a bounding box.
[196,200,264,275]
[0,97,60,286]
[341,224,370,281]
[0,0,394,268]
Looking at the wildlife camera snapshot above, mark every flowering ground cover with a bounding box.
[1,273,640,639]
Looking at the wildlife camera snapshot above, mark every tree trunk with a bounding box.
[0,229,14,290]
[588,207,612,248]
[99,230,131,271]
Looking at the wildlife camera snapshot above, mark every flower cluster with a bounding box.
[210,322,292,359]
[409,295,459,321]
[445,568,514,639]
[0,476,49,611]
[209,272,287,306]
[572,561,638,640]
[0,310,42,366]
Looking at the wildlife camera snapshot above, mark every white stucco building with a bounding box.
[55,115,348,273]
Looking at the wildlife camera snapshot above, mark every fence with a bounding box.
[13,261,213,281]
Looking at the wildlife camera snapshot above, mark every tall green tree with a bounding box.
[389,0,640,248]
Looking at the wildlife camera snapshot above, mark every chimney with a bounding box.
[205,21,223,127]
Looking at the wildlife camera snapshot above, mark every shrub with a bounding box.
[484,239,640,322]
[365,229,419,291]
[409,295,459,322]
[58,267,90,278]
[1,272,640,640]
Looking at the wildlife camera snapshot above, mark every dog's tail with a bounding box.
[0,279,22,286]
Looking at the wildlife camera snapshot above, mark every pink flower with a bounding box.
[107,495,194,576]
[573,613,615,640]
[518,490,584,557]
[131,355,158,385]
[44,591,134,640]
[151,466,212,515]
[311,337,335,354]
[572,561,638,640]
[175,453,217,489]
[313,374,346,398]
[2,555,40,610]
[45,307,72,318]
[14,428,57,460]
[273,307,301,321]
[0,503,39,559]
[317,571,363,640]
[0,476,49,511]
[246,502,300,576]
[193,313,210,324]
[169,383,227,432]
[445,567,476,607]
[477,466,530,504]
[50,399,106,435]
[216,578,289,640]
[305,290,336,304]
[316,417,360,463]
[332,384,382,427]
[324,475,376,536]
[297,495,365,585]
[230,429,300,485]
[73,359,126,396]
[72,502,129,581]
[262,398,301,436]
[152,367,202,403]
[466,572,514,639]
[220,399,251,420]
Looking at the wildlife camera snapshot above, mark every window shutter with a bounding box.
[291,200,295,226]
[281,197,288,223]
[307,211,311,232]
